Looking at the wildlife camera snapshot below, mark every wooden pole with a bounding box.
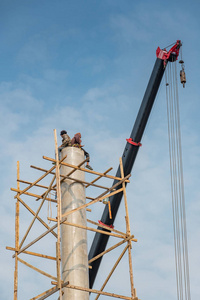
[7,247,56,260]
[61,177,130,219]
[14,164,57,199]
[43,156,130,183]
[11,188,56,203]
[87,218,128,236]
[19,175,56,249]
[17,257,57,281]
[30,282,69,300]
[17,179,55,191]
[54,129,62,300]
[88,235,134,264]
[85,167,113,188]
[61,221,125,239]
[14,161,20,300]
[14,195,57,240]
[14,176,130,257]
[66,284,137,300]
[95,245,129,300]
[119,158,135,298]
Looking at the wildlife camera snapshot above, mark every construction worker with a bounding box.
[58,130,71,160]
[71,133,93,170]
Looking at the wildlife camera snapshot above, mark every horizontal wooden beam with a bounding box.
[43,156,130,183]
[66,284,138,300]
[14,163,58,199]
[86,218,129,237]
[6,247,56,261]
[11,188,57,203]
[30,166,110,190]
[58,174,110,190]
[17,179,56,191]
[58,220,125,239]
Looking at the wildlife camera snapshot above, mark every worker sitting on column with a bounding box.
[58,130,71,160]
[71,132,93,170]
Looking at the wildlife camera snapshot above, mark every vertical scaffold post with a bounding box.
[14,161,20,300]
[54,129,62,300]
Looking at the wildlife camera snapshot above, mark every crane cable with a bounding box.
[165,61,191,300]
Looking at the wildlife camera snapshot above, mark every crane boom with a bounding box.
[88,40,182,288]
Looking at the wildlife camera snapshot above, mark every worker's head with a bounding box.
[60,130,67,136]
[76,132,81,137]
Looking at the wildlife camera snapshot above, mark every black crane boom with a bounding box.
[88,40,182,288]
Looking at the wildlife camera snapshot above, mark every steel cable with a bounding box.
[165,62,191,300]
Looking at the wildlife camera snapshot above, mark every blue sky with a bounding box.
[1,0,200,299]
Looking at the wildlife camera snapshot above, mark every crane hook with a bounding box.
[179,60,186,88]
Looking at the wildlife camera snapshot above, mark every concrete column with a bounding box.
[60,147,89,300]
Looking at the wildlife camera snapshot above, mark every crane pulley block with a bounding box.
[156,40,182,64]
[179,59,186,88]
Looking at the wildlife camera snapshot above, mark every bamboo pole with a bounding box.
[31,156,85,202]
[49,218,137,243]
[27,168,110,191]
[87,219,128,236]
[19,175,56,249]
[61,157,89,178]
[119,158,131,235]
[11,188,56,203]
[61,221,125,239]
[61,178,129,219]
[88,235,135,264]
[85,167,113,188]
[14,221,58,257]
[61,187,124,219]
[17,179,55,191]
[108,200,112,219]
[35,156,67,201]
[29,282,69,300]
[14,195,57,239]
[53,129,62,300]
[59,174,110,190]
[17,257,57,281]
[43,156,130,182]
[119,157,135,298]
[66,284,137,300]
[49,216,127,236]
[95,245,129,300]
[14,161,20,300]
[14,175,130,257]
[14,164,57,198]
[7,247,56,260]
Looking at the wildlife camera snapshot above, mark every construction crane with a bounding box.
[89,40,183,288]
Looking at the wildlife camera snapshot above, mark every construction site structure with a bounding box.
[7,129,138,300]
[7,40,190,300]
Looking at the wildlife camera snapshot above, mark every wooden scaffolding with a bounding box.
[7,129,139,300]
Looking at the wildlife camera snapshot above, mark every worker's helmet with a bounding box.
[60,130,67,135]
